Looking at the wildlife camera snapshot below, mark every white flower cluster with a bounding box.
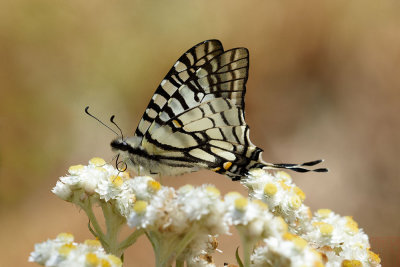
[224,192,287,241]
[303,209,381,267]
[126,184,229,266]
[243,168,381,267]
[251,235,324,267]
[243,169,312,235]
[52,157,160,219]
[40,158,381,267]
[29,233,122,267]
[128,184,228,235]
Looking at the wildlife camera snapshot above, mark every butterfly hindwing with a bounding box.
[141,97,262,179]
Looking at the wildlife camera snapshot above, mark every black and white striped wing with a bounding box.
[134,40,249,139]
[133,40,261,179]
[135,40,223,138]
[141,97,263,180]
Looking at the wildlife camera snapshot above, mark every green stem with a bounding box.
[146,226,200,267]
[172,226,199,259]
[101,201,125,257]
[146,231,164,267]
[73,191,142,258]
[118,228,145,251]
[175,256,184,267]
[237,226,256,267]
[77,195,109,251]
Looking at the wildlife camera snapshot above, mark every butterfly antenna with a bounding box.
[264,159,328,173]
[110,115,124,140]
[85,106,120,137]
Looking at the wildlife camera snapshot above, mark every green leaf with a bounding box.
[236,247,244,267]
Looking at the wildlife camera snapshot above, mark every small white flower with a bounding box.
[251,235,323,267]
[224,192,285,241]
[243,169,313,235]
[29,233,122,267]
[303,209,380,267]
[51,181,72,201]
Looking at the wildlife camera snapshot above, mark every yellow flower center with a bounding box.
[313,222,334,235]
[206,186,221,196]
[317,209,332,218]
[341,259,362,267]
[293,186,306,201]
[89,157,106,166]
[313,261,325,267]
[283,232,296,241]
[225,191,242,198]
[56,233,74,242]
[58,243,76,256]
[108,255,122,266]
[278,180,291,191]
[293,236,308,250]
[264,183,278,196]
[179,184,194,193]
[345,216,359,233]
[290,195,302,209]
[101,259,111,267]
[84,239,101,247]
[234,197,248,212]
[110,175,124,187]
[68,165,84,174]
[133,200,148,214]
[276,217,288,232]
[86,253,99,266]
[148,180,161,192]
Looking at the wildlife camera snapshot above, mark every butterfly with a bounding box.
[108,40,327,181]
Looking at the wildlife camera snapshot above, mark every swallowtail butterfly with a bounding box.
[110,40,327,180]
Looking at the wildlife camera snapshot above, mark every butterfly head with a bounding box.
[111,136,140,152]
[111,136,144,174]
[110,138,129,152]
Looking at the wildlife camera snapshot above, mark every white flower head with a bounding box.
[128,184,228,235]
[29,233,122,267]
[303,209,381,267]
[52,158,165,220]
[53,158,123,199]
[251,235,324,267]
[243,169,312,234]
[224,192,287,242]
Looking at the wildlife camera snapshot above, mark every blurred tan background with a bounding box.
[1,0,399,266]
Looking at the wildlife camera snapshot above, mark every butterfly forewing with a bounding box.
[134,40,224,138]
